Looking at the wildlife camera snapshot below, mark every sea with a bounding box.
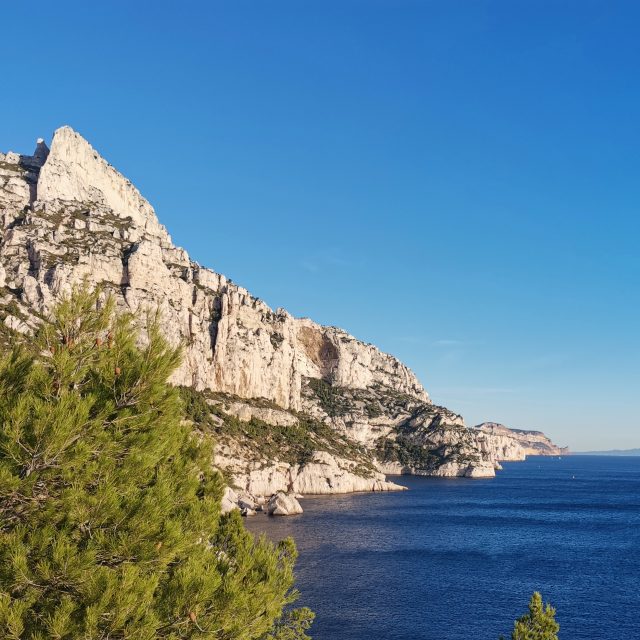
[246,456,640,640]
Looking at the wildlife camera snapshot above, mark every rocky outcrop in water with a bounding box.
[267,492,304,516]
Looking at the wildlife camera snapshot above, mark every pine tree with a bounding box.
[502,592,560,640]
[0,286,313,639]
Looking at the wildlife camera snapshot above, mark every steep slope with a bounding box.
[1,126,498,499]
[2,127,426,409]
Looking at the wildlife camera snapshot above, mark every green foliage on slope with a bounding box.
[0,286,313,639]
[374,438,446,470]
[306,378,351,418]
[179,386,377,474]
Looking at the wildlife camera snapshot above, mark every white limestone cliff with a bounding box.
[0,127,430,414]
[1,126,554,502]
[37,126,170,242]
[472,422,569,460]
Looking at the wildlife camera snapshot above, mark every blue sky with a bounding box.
[2,1,639,450]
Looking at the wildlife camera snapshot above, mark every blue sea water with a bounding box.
[246,456,640,640]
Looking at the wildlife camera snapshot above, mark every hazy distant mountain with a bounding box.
[574,448,640,456]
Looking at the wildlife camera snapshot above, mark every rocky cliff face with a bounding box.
[472,422,569,461]
[0,126,520,498]
[1,127,427,411]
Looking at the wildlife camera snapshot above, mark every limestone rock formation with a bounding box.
[37,126,169,241]
[1,126,558,502]
[220,486,240,515]
[472,422,569,460]
[267,492,304,516]
[1,126,428,412]
[205,393,409,498]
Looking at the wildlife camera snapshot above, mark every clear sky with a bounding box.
[2,1,639,450]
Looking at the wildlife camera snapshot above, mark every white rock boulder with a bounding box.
[267,492,303,516]
[220,486,239,514]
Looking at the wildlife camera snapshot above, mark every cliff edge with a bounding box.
[473,422,569,461]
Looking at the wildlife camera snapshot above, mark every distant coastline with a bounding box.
[573,448,640,457]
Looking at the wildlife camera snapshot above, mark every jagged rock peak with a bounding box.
[36,126,170,242]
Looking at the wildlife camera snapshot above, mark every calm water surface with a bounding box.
[246,456,640,640]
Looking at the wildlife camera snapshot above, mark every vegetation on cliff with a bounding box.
[0,287,312,639]
[179,385,377,475]
[374,420,479,471]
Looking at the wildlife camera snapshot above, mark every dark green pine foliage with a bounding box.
[502,592,560,640]
[0,287,313,639]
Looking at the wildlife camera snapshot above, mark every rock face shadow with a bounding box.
[18,138,50,204]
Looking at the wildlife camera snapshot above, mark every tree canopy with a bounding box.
[0,287,313,639]
[503,592,560,640]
